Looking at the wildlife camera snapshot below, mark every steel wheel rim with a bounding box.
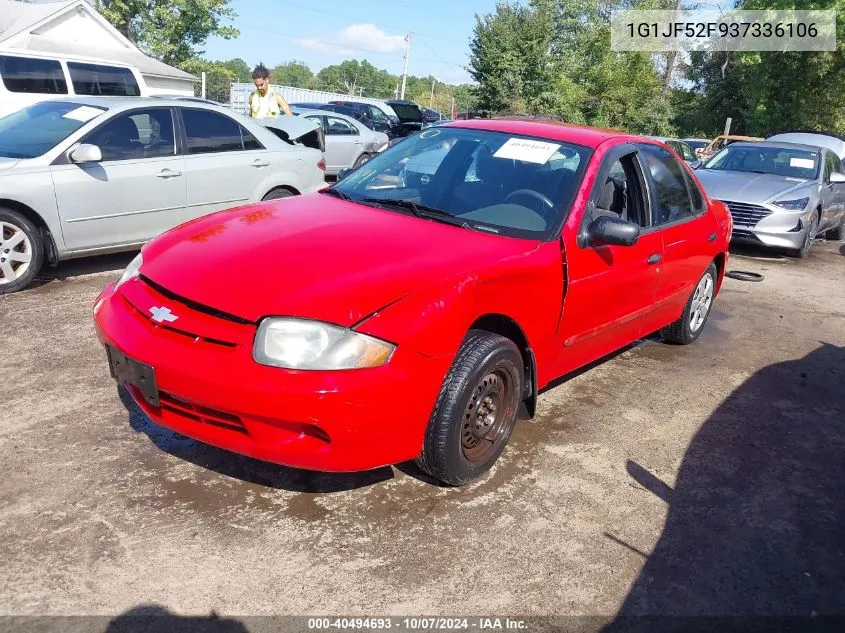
[461,368,515,463]
[689,272,714,333]
[0,221,33,285]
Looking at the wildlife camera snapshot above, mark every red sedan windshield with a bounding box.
[332,127,592,239]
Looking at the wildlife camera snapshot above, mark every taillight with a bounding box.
[317,159,326,171]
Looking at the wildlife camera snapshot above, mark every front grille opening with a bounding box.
[140,275,253,325]
[159,391,247,434]
[721,200,773,228]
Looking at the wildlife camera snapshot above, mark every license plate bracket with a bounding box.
[106,345,160,408]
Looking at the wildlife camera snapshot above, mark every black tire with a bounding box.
[825,212,844,241]
[261,188,294,201]
[0,208,44,295]
[790,211,819,258]
[661,263,718,345]
[353,153,372,169]
[416,330,523,486]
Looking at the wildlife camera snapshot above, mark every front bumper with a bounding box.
[93,278,450,472]
[721,200,814,250]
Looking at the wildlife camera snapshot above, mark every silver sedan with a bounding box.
[292,108,388,175]
[695,141,845,257]
[0,97,327,293]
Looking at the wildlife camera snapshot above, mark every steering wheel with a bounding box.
[505,189,555,223]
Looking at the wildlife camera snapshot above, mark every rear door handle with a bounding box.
[708,232,717,242]
[156,169,182,179]
[647,253,662,265]
[251,159,271,167]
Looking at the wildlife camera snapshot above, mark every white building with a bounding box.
[0,0,196,96]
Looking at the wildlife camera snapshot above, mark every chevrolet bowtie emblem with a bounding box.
[149,306,178,323]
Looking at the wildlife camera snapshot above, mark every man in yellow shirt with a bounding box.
[248,63,292,118]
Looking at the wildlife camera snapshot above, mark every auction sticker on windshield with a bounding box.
[62,106,105,123]
[790,157,816,169]
[494,138,561,164]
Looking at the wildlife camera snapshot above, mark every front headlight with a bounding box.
[114,253,142,290]
[774,197,809,210]
[253,318,395,370]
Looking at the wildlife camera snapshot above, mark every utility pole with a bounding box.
[429,78,435,108]
[400,32,412,100]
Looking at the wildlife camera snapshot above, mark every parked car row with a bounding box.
[3,92,843,486]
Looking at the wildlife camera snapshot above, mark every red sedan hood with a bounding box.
[141,194,538,325]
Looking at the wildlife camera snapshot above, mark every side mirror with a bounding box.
[830,172,845,184]
[587,215,640,247]
[337,167,354,181]
[70,143,102,164]
[690,160,702,169]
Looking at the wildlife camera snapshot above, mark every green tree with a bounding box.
[270,61,314,88]
[315,60,397,98]
[468,0,673,134]
[96,0,238,66]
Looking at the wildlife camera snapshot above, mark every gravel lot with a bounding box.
[1,241,843,626]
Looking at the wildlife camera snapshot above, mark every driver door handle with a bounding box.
[251,158,271,167]
[156,169,182,179]
[647,253,662,265]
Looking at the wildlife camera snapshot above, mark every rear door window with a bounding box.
[67,62,141,96]
[0,55,67,94]
[182,108,256,154]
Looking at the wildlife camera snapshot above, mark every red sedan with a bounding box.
[93,119,731,486]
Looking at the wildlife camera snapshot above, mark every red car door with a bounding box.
[556,143,663,376]
[635,143,719,332]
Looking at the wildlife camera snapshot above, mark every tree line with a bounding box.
[468,0,845,137]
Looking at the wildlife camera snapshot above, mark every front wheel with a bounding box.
[790,212,819,258]
[0,209,44,294]
[416,331,523,486]
[661,263,717,345]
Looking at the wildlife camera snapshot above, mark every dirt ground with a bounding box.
[1,241,843,627]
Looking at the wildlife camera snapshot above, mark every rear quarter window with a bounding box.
[0,55,67,94]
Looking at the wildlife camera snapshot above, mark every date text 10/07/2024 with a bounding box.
[307,618,528,630]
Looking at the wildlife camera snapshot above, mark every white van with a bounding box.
[0,51,148,118]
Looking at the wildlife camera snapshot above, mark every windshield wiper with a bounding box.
[320,187,352,201]
[360,197,478,230]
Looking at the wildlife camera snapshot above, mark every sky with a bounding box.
[202,0,497,85]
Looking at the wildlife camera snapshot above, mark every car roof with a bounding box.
[765,132,845,158]
[294,109,364,125]
[441,118,641,149]
[43,95,232,112]
[725,140,822,153]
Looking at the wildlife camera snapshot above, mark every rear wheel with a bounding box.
[791,211,819,258]
[661,263,717,345]
[262,188,294,201]
[416,331,523,486]
[825,212,844,241]
[353,153,372,169]
[0,209,44,294]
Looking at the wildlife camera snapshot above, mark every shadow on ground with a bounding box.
[118,386,395,493]
[32,251,137,288]
[103,605,248,633]
[605,343,845,626]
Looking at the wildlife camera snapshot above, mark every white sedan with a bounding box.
[291,107,389,175]
[0,97,326,293]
